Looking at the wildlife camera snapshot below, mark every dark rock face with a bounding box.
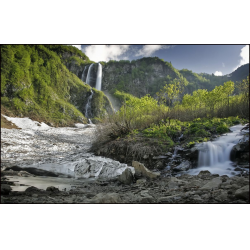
[230,135,249,164]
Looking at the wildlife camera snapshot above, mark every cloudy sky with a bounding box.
[72,45,249,75]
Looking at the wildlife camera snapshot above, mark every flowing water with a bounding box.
[81,66,87,82]
[188,124,248,176]
[95,63,102,91]
[86,64,94,85]
[85,90,93,123]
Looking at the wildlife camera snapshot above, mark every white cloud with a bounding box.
[222,62,225,67]
[72,45,82,50]
[233,45,249,71]
[214,71,223,76]
[83,45,130,62]
[135,45,173,57]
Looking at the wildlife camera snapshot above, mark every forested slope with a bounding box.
[1,45,112,126]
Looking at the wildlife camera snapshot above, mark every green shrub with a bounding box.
[195,129,209,137]
[216,124,229,134]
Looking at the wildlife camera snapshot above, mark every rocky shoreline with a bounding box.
[1,165,249,204]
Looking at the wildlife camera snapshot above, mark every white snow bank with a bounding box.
[2,115,51,130]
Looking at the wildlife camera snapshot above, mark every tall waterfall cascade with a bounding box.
[86,64,94,85]
[188,124,248,176]
[85,90,93,123]
[95,63,102,91]
[83,63,103,122]
[81,66,87,82]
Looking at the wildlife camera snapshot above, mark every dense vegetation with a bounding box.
[98,57,249,102]
[96,75,249,151]
[1,45,109,126]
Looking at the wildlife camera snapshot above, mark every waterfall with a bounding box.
[81,66,87,82]
[198,141,235,167]
[188,124,247,176]
[85,90,93,123]
[95,63,102,91]
[86,64,94,85]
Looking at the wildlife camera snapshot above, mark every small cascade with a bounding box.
[198,141,234,167]
[86,64,94,85]
[81,66,87,82]
[188,124,248,176]
[95,63,102,91]
[85,90,93,123]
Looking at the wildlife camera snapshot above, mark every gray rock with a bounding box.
[1,184,12,195]
[198,170,212,177]
[235,185,249,200]
[173,160,191,171]
[168,181,179,189]
[132,161,160,179]
[185,180,202,188]
[158,195,181,203]
[91,193,122,203]
[118,168,134,185]
[139,195,155,203]
[200,177,222,190]
[215,191,228,202]
[46,186,60,192]
[136,178,147,185]
[192,195,202,202]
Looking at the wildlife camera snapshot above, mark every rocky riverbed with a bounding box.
[1,168,249,204]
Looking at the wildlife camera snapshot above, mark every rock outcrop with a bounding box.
[132,161,160,179]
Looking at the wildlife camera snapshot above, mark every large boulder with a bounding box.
[74,157,134,179]
[118,168,134,185]
[132,161,160,179]
[235,185,249,200]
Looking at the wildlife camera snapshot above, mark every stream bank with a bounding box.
[1,116,249,204]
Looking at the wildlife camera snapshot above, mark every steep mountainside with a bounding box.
[72,57,249,102]
[1,45,112,126]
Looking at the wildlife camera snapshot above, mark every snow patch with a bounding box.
[2,115,50,130]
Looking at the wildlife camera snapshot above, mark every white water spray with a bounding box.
[95,63,102,91]
[86,64,94,85]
